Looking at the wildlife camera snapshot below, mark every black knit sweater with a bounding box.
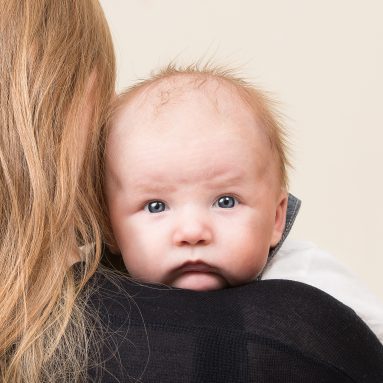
[85,271,383,382]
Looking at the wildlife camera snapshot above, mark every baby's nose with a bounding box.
[172,212,213,246]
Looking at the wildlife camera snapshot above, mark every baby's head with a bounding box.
[105,65,289,291]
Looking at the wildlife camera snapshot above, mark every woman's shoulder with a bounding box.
[85,269,383,382]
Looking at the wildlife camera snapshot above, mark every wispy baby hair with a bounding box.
[113,62,291,189]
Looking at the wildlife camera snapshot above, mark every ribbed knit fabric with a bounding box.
[85,273,383,382]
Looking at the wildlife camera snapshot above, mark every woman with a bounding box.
[0,1,115,381]
[1,1,382,382]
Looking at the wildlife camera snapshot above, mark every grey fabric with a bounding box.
[255,193,301,280]
[268,193,301,260]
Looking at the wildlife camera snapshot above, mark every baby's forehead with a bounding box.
[107,74,283,189]
[114,74,255,125]
[108,72,287,190]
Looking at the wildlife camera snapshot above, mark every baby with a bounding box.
[104,65,289,291]
[103,64,383,342]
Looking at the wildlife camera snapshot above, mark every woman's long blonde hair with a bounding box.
[0,0,115,381]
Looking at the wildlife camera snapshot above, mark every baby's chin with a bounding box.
[171,272,228,291]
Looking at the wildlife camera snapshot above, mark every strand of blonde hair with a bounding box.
[0,1,115,381]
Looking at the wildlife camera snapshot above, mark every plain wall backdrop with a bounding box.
[100,0,383,301]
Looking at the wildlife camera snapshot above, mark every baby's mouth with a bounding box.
[166,261,228,291]
[165,261,219,285]
[174,261,218,275]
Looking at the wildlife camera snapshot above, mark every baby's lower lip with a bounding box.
[171,270,228,291]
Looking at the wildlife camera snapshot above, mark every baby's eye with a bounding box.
[214,195,238,209]
[145,200,167,213]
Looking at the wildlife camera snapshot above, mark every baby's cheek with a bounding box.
[120,221,168,282]
[227,232,269,279]
[120,249,156,281]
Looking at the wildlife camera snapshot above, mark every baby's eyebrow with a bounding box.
[204,171,246,188]
[129,181,177,194]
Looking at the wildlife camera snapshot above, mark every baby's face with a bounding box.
[105,79,287,291]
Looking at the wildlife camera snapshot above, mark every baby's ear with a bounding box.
[270,192,288,247]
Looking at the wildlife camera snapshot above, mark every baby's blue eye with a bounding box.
[214,196,238,209]
[145,200,167,213]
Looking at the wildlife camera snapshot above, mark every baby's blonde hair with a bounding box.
[0,1,115,381]
[113,63,290,189]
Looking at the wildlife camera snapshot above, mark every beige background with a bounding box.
[100,0,383,301]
